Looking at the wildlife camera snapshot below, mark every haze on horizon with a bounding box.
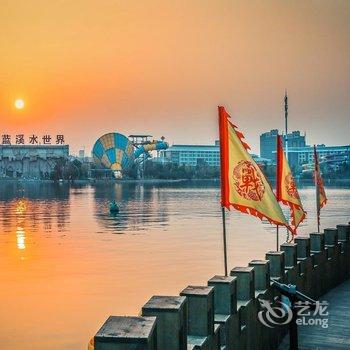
[1,0,349,155]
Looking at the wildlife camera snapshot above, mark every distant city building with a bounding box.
[260,129,279,161]
[261,129,349,173]
[285,144,350,173]
[260,129,306,162]
[287,131,307,148]
[161,143,271,167]
[78,149,85,158]
[161,144,220,166]
[0,145,69,179]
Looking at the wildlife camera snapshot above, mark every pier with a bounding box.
[279,278,350,349]
[91,223,350,350]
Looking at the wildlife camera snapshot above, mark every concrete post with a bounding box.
[94,316,157,350]
[280,243,297,269]
[265,251,285,282]
[248,260,270,292]
[249,260,272,350]
[230,267,255,350]
[294,237,313,294]
[208,276,237,315]
[324,228,341,287]
[310,232,327,297]
[310,232,325,252]
[337,224,350,241]
[230,267,254,300]
[265,251,287,345]
[208,276,238,350]
[294,237,310,259]
[337,224,350,279]
[180,286,215,349]
[324,228,338,247]
[141,296,187,350]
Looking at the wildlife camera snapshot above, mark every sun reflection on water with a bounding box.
[14,200,27,251]
[16,226,26,250]
[15,200,27,215]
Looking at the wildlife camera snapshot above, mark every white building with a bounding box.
[0,145,69,179]
[161,142,271,167]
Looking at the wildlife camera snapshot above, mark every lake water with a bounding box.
[0,181,349,349]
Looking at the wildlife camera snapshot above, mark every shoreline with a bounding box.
[0,177,350,186]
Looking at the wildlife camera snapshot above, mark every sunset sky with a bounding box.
[1,0,349,154]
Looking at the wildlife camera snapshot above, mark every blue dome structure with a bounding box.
[92,133,135,171]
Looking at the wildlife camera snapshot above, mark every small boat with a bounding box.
[109,201,119,213]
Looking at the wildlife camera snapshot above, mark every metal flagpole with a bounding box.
[314,145,320,232]
[284,91,290,241]
[218,106,229,277]
[276,134,280,251]
[221,206,228,276]
[315,174,320,232]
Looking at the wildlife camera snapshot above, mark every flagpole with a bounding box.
[314,145,320,232]
[221,206,228,276]
[284,90,288,160]
[316,177,320,232]
[276,134,281,250]
[284,91,290,240]
[315,155,319,232]
[316,178,320,233]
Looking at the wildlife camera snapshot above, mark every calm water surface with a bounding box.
[0,181,349,350]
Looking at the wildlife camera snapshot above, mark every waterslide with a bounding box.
[133,140,168,159]
[92,133,168,173]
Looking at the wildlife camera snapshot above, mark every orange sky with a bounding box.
[1,0,349,154]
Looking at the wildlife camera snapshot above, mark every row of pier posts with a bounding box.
[93,224,350,350]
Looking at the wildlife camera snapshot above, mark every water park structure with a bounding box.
[92,133,168,178]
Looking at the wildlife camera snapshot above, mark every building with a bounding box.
[0,145,69,179]
[287,131,307,148]
[161,144,220,167]
[260,129,349,173]
[78,149,85,158]
[285,144,350,173]
[260,129,279,161]
[161,142,272,167]
[260,129,306,161]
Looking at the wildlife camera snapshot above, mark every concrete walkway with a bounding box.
[278,279,350,350]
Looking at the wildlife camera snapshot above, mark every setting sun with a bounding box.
[14,99,25,110]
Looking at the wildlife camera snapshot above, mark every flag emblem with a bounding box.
[285,174,300,200]
[233,160,265,201]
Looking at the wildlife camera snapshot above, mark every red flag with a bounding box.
[276,135,306,234]
[314,145,327,229]
[219,106,290,229]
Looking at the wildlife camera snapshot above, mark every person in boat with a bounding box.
[109,200,119,213]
